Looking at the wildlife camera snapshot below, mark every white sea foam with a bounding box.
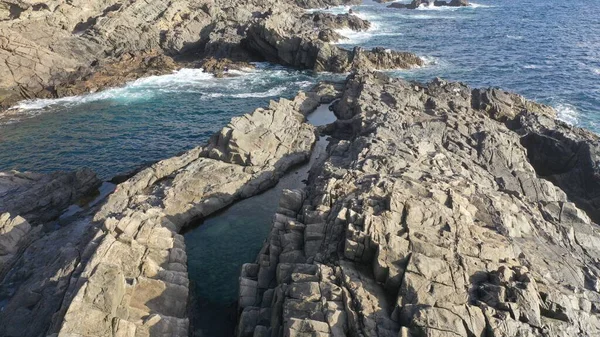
[419,55,442,67]
[469,3,492,8]
[333,28,375,45]
[593,67,600,75]
[13,68,215,111]
[305,5,353,15]
[554,103,580,126]
[409,14,458,19]
[506,35,524,40]
[414,2,491,11]
[416,3,460,11]
[6,65,309,122]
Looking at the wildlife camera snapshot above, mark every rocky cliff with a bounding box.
[236,71,600,337]
[0,0,421,110]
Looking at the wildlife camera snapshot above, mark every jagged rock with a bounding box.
[0,213,38,277]
[0,81,337,336]
[244,9,422,73]
[236,72,600,337]
[0,0,377,109]
[294,0,362,9]
[199,57,254,77]
[0,169,101,224]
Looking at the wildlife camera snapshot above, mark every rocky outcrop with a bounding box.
[0,169,101,224]
[389,0,469,9]
[0,0,214,108]
[52,90,325,336]
[294,0,362,9]
[237,72,600,337]
[0,213,39,277]
[243,9,422,72]
[0,84,339,337]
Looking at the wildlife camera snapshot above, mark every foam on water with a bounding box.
[11,68,214,113]
[4,65,315,123]
[414,2,490,11]
[593,67,600,75]
[555,103,580,125]
[305,5,353,15]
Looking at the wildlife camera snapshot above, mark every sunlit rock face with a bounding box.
[236,72,600,337]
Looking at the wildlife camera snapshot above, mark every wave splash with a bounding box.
[5,65,315,123]
[554,103,580,126]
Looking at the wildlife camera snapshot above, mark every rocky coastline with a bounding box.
[236,72,600,337]
[0,0,420,112]
[1,0,600,337]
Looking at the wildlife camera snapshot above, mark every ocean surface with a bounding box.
[1,0,599,335]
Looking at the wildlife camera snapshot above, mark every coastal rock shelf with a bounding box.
[236,72,600,337]
[0,83,342,336]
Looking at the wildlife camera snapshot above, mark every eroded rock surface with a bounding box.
[0,0,419,109]
[0,84,338,337]
[237,72,600,337]
[0,169,101,224]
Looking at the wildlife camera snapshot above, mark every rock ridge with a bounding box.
[0,83,340,337]
[236,71,600,337]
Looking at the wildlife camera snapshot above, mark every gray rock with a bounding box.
[0,169,101,224]
[236,72,600,337]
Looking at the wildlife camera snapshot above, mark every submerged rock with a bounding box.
[236,72,600,337]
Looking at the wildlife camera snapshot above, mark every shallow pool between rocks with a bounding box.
[184,104,335,337]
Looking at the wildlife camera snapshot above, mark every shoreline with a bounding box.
[1,0,600,336]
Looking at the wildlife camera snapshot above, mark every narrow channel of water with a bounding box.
[184,104,335,337]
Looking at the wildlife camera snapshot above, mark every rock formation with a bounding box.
[0,169,101,224]
[0,84,338,337]
[0,0,420,110]
[243,9,423,73]
[236,71,600,337]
